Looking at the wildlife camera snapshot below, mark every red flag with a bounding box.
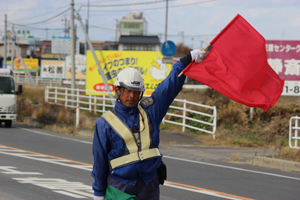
[182,14,284,111]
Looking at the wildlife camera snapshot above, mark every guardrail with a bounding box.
[14,74,209,90]
[289,116,300,149]
[45,86,217,138]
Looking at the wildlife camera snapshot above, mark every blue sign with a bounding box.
[161,40,176,57]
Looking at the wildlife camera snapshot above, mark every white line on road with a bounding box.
[164,182,247,200]
[164,155,300,181]
[20,128,92,144]
[19,127,300,181]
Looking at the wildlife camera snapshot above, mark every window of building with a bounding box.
[123,44,155,51]
[45,47,51,54]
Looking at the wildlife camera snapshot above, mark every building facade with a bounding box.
[116,12,147,42]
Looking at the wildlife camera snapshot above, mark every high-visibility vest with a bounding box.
[102,105,161,170]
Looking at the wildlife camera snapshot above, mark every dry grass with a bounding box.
[228,153,242,162]
[274,146,300,162]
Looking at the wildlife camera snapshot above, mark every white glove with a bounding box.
[93,196,104,200]
[190,49,207,63]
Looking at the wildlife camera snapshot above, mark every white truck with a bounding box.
[0,68,22,127]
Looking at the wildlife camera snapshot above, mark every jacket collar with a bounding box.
[115,100,138,115]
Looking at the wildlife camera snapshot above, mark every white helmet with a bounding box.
[114,68,145,92]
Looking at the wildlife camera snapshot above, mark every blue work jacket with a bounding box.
[92,61,186,196]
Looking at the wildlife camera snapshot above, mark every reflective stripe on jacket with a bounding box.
[101,105,161,170]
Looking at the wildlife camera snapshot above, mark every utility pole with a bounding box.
[85,0,89,55]
[179,31,184,45]
[70,0,76,93]
[64,15,67,37]
[4,14,7,69]
[164,0,168,42]
[68,21,70,37]
[85,19,88,54]
[11,24,15,70]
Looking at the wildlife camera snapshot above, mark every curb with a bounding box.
[245,156,300,172]
[78,128,94,138]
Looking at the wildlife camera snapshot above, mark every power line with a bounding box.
[8,8,70,26]
[80,0,217,12]
[13,6,70,21]
[0,4,70,11]
[89,25,115,31]
[13,24,64,31]
[81,0,173,7]
[76,0,175,12]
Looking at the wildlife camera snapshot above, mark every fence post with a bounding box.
[103,93,106,113]
[89,90,92,112]
[94,96,97,114]
[296,118,299,148]
[25,72,27,84]
[182,99,186,132]
[289,117,292,148]
[77,88,80,109]
[65,88,68,108]
[213,106,217,140]
[250,107,254,121]
[76,105,80,127]
[45,86,48,102]
[55,86,57,104]
[76,88,80,127]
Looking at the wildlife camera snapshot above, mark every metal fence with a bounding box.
[45,86,217,138]
[14,74,62,86]
[14,74,209,90]
[289,116,300,149]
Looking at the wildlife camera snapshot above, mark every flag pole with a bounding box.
[178,43,211,77]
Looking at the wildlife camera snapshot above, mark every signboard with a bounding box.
[51,37,79,54]
[28,35,34,44]
[17,30,30,35]
[41,60,65,79]
[266,40,300,96]
[14,58,38,72]
[86,51,172,96]
[161,40,176,57]
[1,61,12,70]
[65,54,86,79]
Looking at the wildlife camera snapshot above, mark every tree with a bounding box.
[174,43,191,57]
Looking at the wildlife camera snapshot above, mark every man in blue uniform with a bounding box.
[92,49,205,200]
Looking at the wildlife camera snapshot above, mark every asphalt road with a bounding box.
[1,123,300,200]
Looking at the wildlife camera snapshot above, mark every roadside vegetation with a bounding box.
[16,85,300,162]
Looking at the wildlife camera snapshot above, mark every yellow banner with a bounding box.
[86,51,172,96]
[14,58,39,71]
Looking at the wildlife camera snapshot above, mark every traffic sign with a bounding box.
[51,37,79,54]
[161,40,176,57]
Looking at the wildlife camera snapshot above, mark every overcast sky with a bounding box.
[0,0,299,49]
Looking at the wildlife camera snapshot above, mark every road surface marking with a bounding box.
[13,177,93,198]
[0,145,92,171]
[19,127,300,181]
[0,166,43,175]
[165,181,254,200]
[163,155,300,181]
[1,144,254,200]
